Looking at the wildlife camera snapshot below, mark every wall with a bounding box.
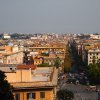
[4,51,23,64]
[14,89,54,100]
[6,69,31,82]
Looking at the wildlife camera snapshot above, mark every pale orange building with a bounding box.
[33,58,43,65]
[0,64,58,100]
[0,45,12,54]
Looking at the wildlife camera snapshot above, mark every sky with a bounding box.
[0,0,100,33]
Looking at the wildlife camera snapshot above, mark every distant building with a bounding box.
[90,34,100,40]
[2,51,24,64]
[34,58,43,65]
[87,49,100,65]
[28,46,65,66]
[0,45,12,54]
[0,45,24,64]
[3,34,11,39]
[73,34,100,66]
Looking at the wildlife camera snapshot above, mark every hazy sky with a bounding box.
[0,0,100,33]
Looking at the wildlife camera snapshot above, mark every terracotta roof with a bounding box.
[17,64,36,69]
[94,44,100,48]
[0,53,3,57]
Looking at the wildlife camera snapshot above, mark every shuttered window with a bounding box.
[27,93,36,100]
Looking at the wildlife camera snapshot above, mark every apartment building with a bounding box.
[0,64,58,100]
[87,49,100,65]
[28,46,65,66]
[74,37,100,65]
[0,45,24,64]
[90,34,100,40]
[29,47,65,54]
[3,51,23,64]
[33,58,43,65]
[0,45,12,54]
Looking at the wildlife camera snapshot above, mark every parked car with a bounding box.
[66,78,76,84]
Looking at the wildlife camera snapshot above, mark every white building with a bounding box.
[90,34,100,40]
[3,34,11,39]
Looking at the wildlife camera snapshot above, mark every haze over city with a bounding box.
[0,0,100,33]
[0,1,100,99]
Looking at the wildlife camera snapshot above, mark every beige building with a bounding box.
[29,47,65,55]
[2,51,24,64]
[0,64,58,100]
[90,34,100,40]
[87,49,100,65]
[74,38,100,65]
[0,45,24,64]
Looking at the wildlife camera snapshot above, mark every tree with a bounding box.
[57,89,74,100]
[41,52,49,56]
[54,57,61,68]
[37,63,51,67]
[0,70,14,100]
[86,62,100,85]
[92,56,96,64]
[64,46,72,72]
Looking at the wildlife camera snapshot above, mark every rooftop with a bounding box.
[10,68,58,89]
[17,64,36,69]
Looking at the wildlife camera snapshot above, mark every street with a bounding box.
[60,83,98,100]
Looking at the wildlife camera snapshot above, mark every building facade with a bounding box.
[2,65,58,100]
[87,49,100,65]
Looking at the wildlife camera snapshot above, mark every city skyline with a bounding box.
[0,0,100,33]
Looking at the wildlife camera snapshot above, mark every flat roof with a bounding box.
[11,68,58,88]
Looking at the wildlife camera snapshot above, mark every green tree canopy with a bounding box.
[57,89,74,100]
[54,57,61,68]
[0,70,14,100]
[86,62,100,85]
[64,46,72,72]
[37,63,51,67]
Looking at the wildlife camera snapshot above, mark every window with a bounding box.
[8,60,10,63]
[27,93,36,100]
[15,93,20,100]
[40,92,45,100]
